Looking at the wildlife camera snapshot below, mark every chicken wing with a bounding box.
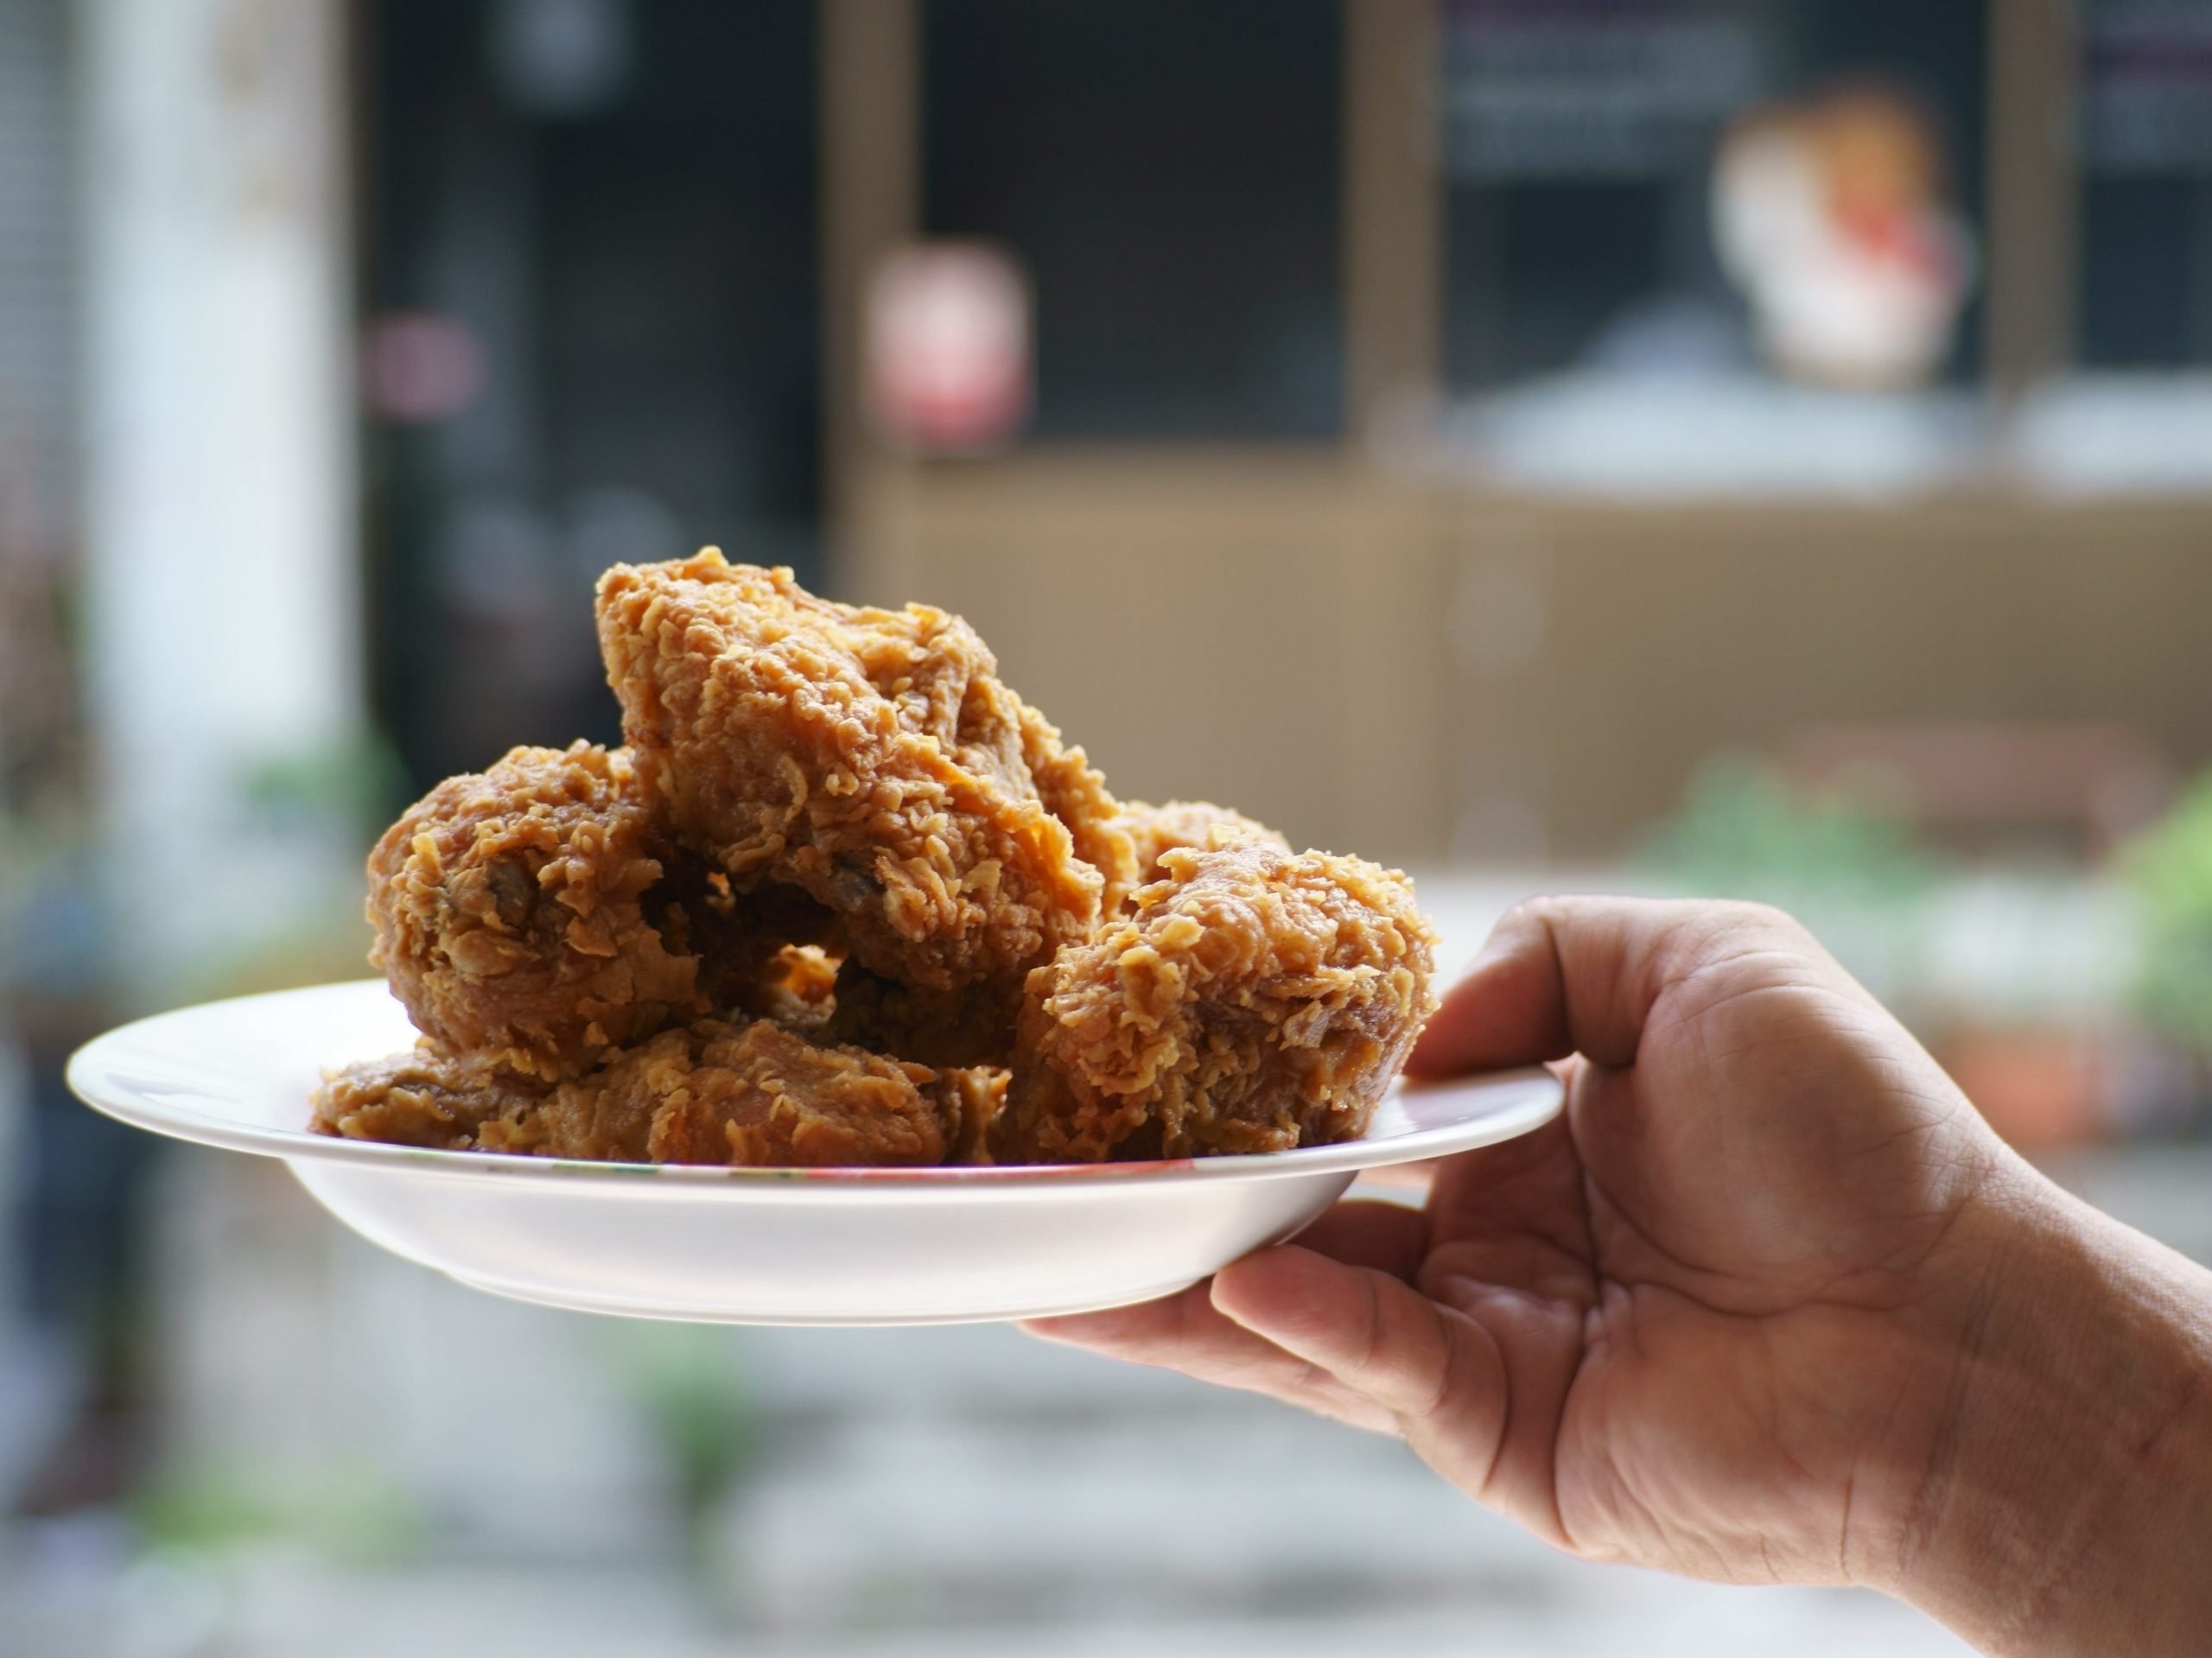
[314,1016,1000,1168]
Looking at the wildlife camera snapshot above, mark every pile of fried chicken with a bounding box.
[312,553,1438,1167]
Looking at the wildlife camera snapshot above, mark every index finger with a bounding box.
[1018,1198,1429,1431]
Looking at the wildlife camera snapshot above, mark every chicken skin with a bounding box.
[594,554,1109,1001]
[1000,833,1437,1162]
[365,742,705,1077]
[313,1018,995,1169]
[309,1044,551,1150]
[531,1017,969,1167]
[1110,799,1289,905]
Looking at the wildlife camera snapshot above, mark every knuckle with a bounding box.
[1711,899,1814,949]
[1495,895,1559,937]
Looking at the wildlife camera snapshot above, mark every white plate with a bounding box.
[67,980,1562,1326]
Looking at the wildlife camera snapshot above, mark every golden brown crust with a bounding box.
[536,1018,958,1167]
[314,1018,985,1169]
[593,554,1105,999]
[999,837,1438,1162]
[365,743,703,1077]
[332,556,1439,1170]
[310,1045,551,1150]
[931,1064,1008,1166]
[1021,703,1141,915]
[748,943,842,1034]
[1111,800,1290,907]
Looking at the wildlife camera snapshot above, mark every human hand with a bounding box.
[1027,897,2212,1655]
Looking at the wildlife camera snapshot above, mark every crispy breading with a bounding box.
[1110,799,1289,907]
[1000,834,1437,1162]
[309,1044,550,1150]
[932,1064,1008,1166]
[1022,703,1141,914]
[534,1018,961,1167]
[311,1017,995,1169]
[332,556,1439,1170]
[748,943,842,1034]
[365,742,705,1077]
[593,554,1108,999]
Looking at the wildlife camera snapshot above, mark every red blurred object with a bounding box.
[1778,721,2175,860]
[865,243,1030,454]
[362,310,488,423]
[1942,1027,2111,1152]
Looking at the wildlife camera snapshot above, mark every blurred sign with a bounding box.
[865,243,1030,454]
[1442,0,1764,179]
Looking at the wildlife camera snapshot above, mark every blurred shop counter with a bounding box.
[847,440,2212,879]
[1427,371,2212,501]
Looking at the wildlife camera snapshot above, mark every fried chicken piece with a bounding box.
[1111,799,1290,905]
[533,1017,969,1167]
[1000,834,1438,1162]
[310,1045,551,1151]
[823,963,1017,1070]
[311,1015,996,1168]
[594,553,1109,1001]
[367,743,706,1077]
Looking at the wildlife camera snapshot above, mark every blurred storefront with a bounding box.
[334,0,2212,866]
[809,0,2212,870]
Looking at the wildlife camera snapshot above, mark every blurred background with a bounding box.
[4,0,2212,1652]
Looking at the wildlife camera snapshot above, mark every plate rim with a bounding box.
[67,978,1563,1194]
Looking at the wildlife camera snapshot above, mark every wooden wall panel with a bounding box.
[862,451,2212,865]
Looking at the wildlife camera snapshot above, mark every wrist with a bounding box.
[1886,1161,2212,1655]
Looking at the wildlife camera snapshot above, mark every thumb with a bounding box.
[1408,894,1807,1079]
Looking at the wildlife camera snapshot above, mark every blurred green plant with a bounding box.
[1639,756,1946,1001]
[131,1458,424,1564]
[2122,772,2212,1062]
[239,727,413,843]
[604,1323,760,1550]
[4,725,407,1009]
[1642,757,1942,904]
[175,727,410,1001]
